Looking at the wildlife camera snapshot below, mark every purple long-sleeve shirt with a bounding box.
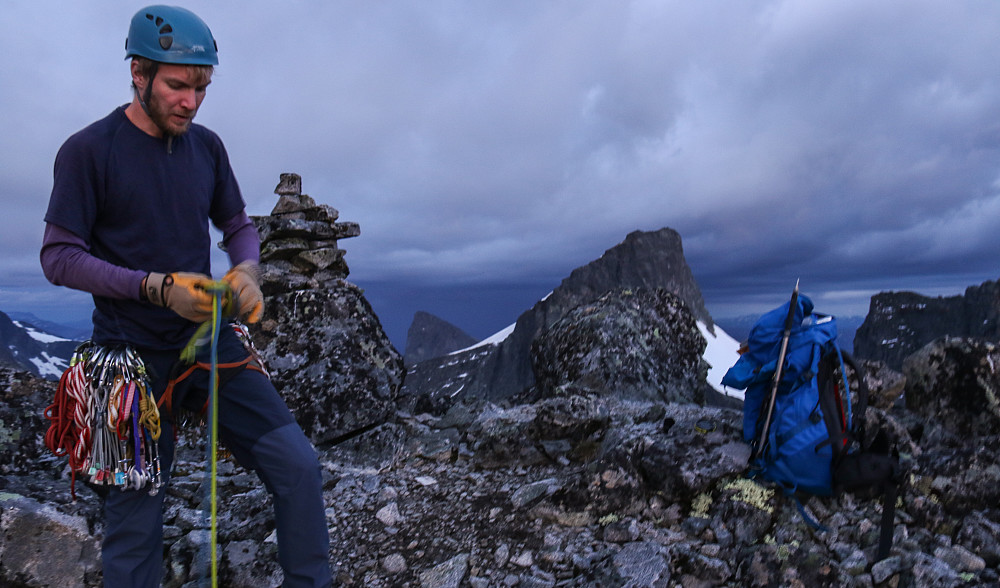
[40,210,260,300]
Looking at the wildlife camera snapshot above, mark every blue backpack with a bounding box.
[722,292,900,559]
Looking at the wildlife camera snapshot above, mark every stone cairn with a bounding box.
[250,172,361,295]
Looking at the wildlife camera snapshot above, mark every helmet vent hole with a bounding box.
[127,7,217,64]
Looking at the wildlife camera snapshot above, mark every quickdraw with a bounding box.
[43,342,162,499]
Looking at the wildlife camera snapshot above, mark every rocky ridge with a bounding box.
[2,184,1000,586]
[400,228,716,412]
[853,280,1000,369]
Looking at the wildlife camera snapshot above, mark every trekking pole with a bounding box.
[750,279,799,463]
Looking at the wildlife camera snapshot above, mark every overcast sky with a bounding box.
[4,0,1000,347]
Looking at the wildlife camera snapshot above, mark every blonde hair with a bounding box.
[130,56,214,93]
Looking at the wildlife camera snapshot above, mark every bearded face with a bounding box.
[134,62,213,137]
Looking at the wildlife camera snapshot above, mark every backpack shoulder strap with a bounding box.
[816,347,872,457]
[816,347,851,463]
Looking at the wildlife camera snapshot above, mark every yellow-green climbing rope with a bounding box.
[179,281,231,587]
[207,281,225,588]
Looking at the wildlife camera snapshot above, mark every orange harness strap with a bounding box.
[157,356,265,416]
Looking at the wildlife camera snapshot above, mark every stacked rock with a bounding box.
[250,173,361,295]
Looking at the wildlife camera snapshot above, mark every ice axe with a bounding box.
[749,279,799,464]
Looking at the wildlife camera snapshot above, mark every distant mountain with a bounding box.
[0,311,81,380]
[404,311,478,367]
[854,279,1000,369]
[402,227,731,408]
[7,311,91,341]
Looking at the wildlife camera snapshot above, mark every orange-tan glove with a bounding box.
[223,261,264,324]
[143,271,214,323]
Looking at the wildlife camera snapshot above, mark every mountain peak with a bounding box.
[404,311,478,367]
[402,227,716,407]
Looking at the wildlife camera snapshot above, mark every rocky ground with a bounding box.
[4,341,1000,587]
[4,197,1000,587]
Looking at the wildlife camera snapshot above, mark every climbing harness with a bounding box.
[44,343,162,499]
[157,330,268,420]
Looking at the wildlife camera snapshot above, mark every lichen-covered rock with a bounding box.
[465,402,548,468]
[532,288,708,404]
[633,406,748,501]
[463,394,615,470]
[859,359,906,409]
[243,174,403,445]
[7,351,1000,587]
[608,541,671,586]
[0,369,52,476]
[910,442,1000,516]
[418,553,469,588]
[251,281,403,445]
[957,510,1000,568]
[902,336,1000,437]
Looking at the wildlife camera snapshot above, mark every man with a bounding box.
[40,6,332,587]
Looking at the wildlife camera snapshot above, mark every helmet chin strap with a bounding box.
[136,62,177,152]
[137,61,159,120]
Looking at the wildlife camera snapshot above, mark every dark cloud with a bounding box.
[5,1,1000,343]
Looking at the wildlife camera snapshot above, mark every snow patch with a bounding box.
[30,352,68,379]
[451,319,744,402]
[698,322,744,402]
[452,322,516,354]
[12,321,71,344]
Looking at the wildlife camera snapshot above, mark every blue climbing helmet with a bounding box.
[125,5,219,65]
